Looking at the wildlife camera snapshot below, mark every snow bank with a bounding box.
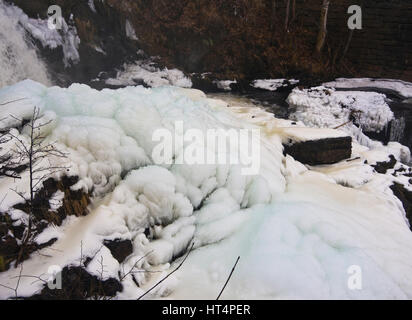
[0,80,283,299]
[1,81,412,300]
[105,60,192,88]
[252,79,299,91]
[324,78,412,99]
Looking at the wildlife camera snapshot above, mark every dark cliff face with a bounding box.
[7,0,412,84]
[7,0,142,86]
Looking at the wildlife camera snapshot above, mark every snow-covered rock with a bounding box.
[324,78,412,99]
[213,80,237,91]
[287,86,395,148]
[252,79,299,91]
[105,60,192,88]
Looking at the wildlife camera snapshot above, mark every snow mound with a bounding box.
[252,79,299,91]
[324,78,412,99]
[106,60,192,88]
[287,86,394,146]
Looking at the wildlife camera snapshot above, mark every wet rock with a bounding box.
[10,224,24,240]
[283,136,352,165]
[390,183,412,231]
[191,74,221,93]
[26,266,123,300]
[0,235,57,272]
[0,236,19,271]
[372,155,397,174]
[104,239,133,263]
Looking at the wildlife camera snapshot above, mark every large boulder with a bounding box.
[284,136,352,165]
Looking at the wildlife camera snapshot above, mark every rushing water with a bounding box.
[0,1,50,88]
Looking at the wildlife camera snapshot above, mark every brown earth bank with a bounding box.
[0,176,90,271]
[7,0,412,85]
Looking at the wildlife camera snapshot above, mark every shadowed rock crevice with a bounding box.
[103,239,133,264]
[391,182,412,231]
[26,266,123,300]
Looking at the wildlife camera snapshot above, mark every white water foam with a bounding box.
[0,1,50,88]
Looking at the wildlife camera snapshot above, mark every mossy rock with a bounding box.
[0,255,5,272]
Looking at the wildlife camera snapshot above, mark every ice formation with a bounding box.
[252,79,299,91]
[287,86,397,149]
[105,60,192,88]
[125,19,138,41]
[324,78,412,99]
[0,80,412,300]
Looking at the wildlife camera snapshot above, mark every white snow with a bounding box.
[214,80,237,91]
[125,19,138,41]
[0,81,412,300]
[252,79,299,91]
[324,78,412,99]
[49,190,65,212]
[105,60,192,88]
[88,0,97,13]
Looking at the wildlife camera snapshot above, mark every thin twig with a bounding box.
[0,264,24,298]
[137,243,195,300]
[216,256,240,300]
[120,251,153,281]
[0,98,27,106]
[333,120,352,129]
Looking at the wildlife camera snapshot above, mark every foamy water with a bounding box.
[0,1,50,88]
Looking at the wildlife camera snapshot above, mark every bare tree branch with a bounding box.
[216,256,240,300]
[315,0,331,54]
[120,251,153,282]
[0,98,27,106]
[137,243,195,300]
